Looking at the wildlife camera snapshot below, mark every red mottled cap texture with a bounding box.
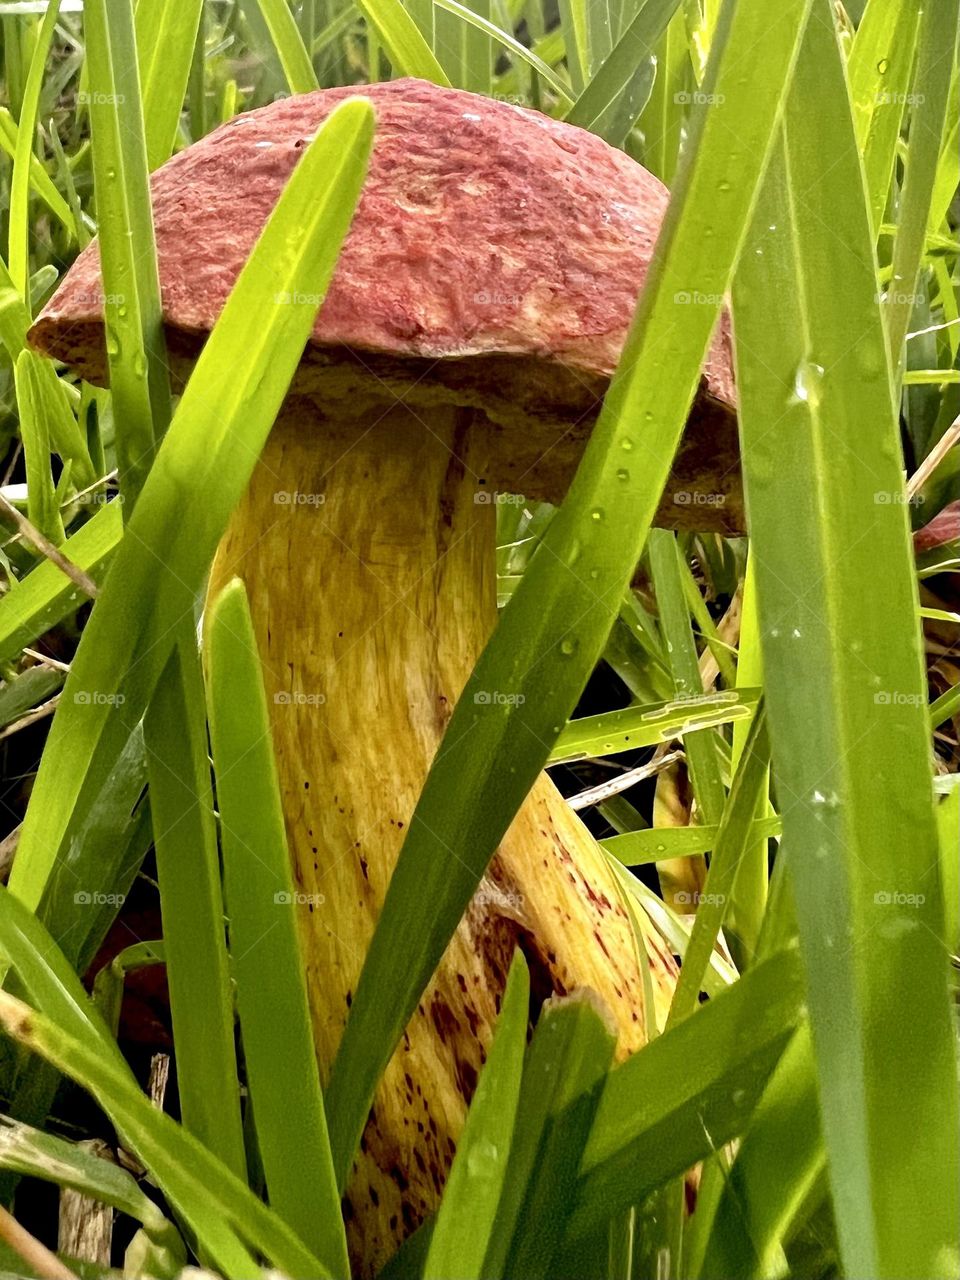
[29,78,742,525]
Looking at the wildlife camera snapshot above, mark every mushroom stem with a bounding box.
[207,400,677,1275]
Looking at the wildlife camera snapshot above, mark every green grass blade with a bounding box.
[884,1,959,368]
[566,947,804,1242]
[433,0,572,101]
[563,0,678,140]
[135,0,205,168]
[649,528,725,826]
[7,0,60,300]
[83,0,171,508]
[15,350,65,545]
[7,98,373,917]
[502,994,617,1280]
[549,688,759,764]
[0,107,78,242]
[205,578,348,1279]
[696,1024,824,1280]
[256,0,320,92]
[847,0,920,236]
[144,640,247,1181]
[0,500,119,666]
[355,0,451,83]
[731,7,960,1274]
[424,952,529,1280]
[0,884,131,1076]
[667,706,769,1023]
[0,1115,183,1263]
[0,991,330,1279]
[326,0,813,1186]
[602,814,781,864]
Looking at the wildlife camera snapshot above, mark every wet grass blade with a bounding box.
[257,0,320,92]
[83,0,172,508]
[696,1024,823,1280]
[144,640,247,1181]
[0,500,119,664]
[0,991,330,1279]
[884,1,959,367]
[0,1114,183,1265]
[326,0,813,1185]
[484,991,617,1279]
[667,706,769,1023]
[603,814,781,864]
[563,0,678,140]
[14,350,65,545]
[731,7,959,1274]
[549,688,758,764]
[7,98,373,918]
[7,0,60,300]
[847,0,920,236]
[355,0,451,84]
[135,0,205,168]
[424,952,529,1280]
[566,947,804,1243]
[206,578,348,1280]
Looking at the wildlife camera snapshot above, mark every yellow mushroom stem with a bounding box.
[207,398,678,1275]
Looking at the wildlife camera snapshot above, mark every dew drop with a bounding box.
[590,508,605,522]
[620,436,635,452]
[560,637,579,658]
[616,468,630,482]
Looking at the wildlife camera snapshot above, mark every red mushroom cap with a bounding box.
[28,78,741,526]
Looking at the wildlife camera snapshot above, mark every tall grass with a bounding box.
[0,1,956,1277]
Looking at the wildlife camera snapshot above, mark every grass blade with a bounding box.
[355,0,451,84]
[144,640,247,1181]
[549,688,758,764]
[566,947,804,1242]
[135,0,205,169]
[424,952,529,1280]
[7,0,60,300]
[0,991,329,1279]
[83,0,171,508]
[326,0,813,1186]
[256,0,320,93]
[7,97,373,918]
[731,7,960,1274]
[205,578,348,1279]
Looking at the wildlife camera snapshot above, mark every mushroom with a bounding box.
[29,79,739,1275]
